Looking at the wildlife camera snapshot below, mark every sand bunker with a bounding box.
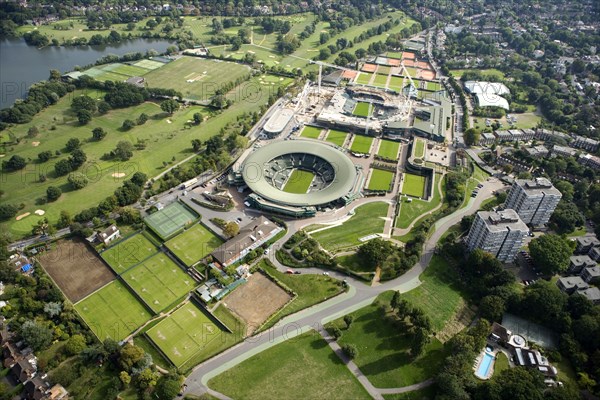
[31,141,40,147]
[112,172,126,178]
[166,119,172,124]
[34,209,45,216]
[16,212,30,221]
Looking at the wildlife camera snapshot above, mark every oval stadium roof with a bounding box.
[241,140,357,207]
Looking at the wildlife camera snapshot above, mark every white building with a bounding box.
[504,178,562,226]
[465,209,529,262]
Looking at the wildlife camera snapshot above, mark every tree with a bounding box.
[68,173,89,190]
[479,295,505,322]
[56,210,72,228]
[137,113,148,125]
[92,127,107,140]
[154,374,182,400]
[160,99,179,115]
[38,150,52,162]
[126,22,136,31]
[191,139,202,152]
[114,141,134,161]
[46,186,62,201]
[0,204,18,221]
[70,149,87,169]
[119,371,131,386]
[77,109,92,125]
[64,334,87,356]
[54,159,72,176]
[97,101,111,114]
[331,327,342,340]
[65,137,81,152]
[2,155,26,171]
[136,368,158,389]
[342,344,358,359]
[391,291,401,310]
[528,234,572,275]
[20,320,53,351]
[146,19,157,29]
[121,119,136,130]
[356,238,393,270]
[193,112,203,125]
[551,201,584,234]
[464,128,481,146]
[43,302,62,317]
[554,181,574,202]
[71,95,97,113]
[27,126,39,137]
[343,315,354,329]
[119,344,145,371]
[223,221,239,237]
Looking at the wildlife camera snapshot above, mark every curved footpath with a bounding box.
[183,178,503,398]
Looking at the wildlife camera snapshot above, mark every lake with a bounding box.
[0,37,173,109]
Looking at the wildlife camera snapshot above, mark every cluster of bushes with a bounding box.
[445,170,469,208]
[356,238,416,280]
[278,231,336,269]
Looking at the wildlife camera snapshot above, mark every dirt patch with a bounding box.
[224,272,292,335]
[112,172,126,178]
[34,209,45,216]
[16,212,30,221]
[31,141,40,147]
[437,301,477,343]
[38,238,116,303]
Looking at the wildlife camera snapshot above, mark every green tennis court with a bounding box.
[165,223,223,266]
[144,202,199,240]
[402,173,426,198]
[101,233,158,274]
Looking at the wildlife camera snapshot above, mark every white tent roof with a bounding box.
[465,81,510,96]
[475,93,509,110]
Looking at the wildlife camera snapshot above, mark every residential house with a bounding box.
[98,225,120,246]
[581,265,600,284]
[568,255,596,274]
[575,236,600,254]
[577,287,600,305]
[557,276,589,294]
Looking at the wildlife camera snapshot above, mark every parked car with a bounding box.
[286,269,294,274]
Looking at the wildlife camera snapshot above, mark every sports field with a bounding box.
[373,73,388,87]
[147,302,227,367]
[350,135,374,154]
[356,72,372,85]
[352,102,372,117]
[402,173,426,198]
[299,126,322,139]
[283,169,314,194]
[165,223,223,266]
[377,140,400,160]
[388,75,407,91]
[143,56,251,101]
[325,130,348,147]
[413,138,426,159]
[367,169,394,191]
[144,202,199,240]
[75,280,151,341]
[101,233,158,274]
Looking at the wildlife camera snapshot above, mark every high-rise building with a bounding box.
[504,178,562,226]
[466,209,529,262]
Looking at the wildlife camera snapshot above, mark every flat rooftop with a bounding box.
[479,209,528,233]
[515,178,562,196]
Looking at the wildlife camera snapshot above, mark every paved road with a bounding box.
[183,177,503,397]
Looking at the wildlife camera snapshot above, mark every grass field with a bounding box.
[147,302,244,368]
[402,173,426,198]
[367,169,394,191]
[143,57,251,100]
[209,331,371,400]
[122,253,194,313]
[101,233,158,274]
[144,202,199,240]
[397,174,444,229]
[373,73,389,87]
[350,135,374,154]
[325,129,348,147]
[165,223,223,266]
[283,169,315,194]
[356,72,373,85]
[300,126,322,139]
[388,75,407,91]
[450,68,505,80]
[377,65,392,75]
[353,102,372,117]
[326,291,448,388]
[311,202,389,252]
[377,139,401,160]
[75,280,151,341]
[413,138,426,158]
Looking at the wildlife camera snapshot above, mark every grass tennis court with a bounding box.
[388,75,407,91]
[350,135,374,154]
[373,73,388,87]
[300,126,322,139]
[147,302,239,368]
[132,59,166,70]
[402,173,426,198]
[325,130,348,147]
[377,65,392,75]
[413,138,426,159]
[144,202,199,240]
[101,233,158,274]
[377,140,400,160]
[165,223,223,266]
[111,63,151,77]
[356,72,372,85]
[352,102,372,117]
[283,169,315,194]
[122,253,193,313]
[75,280,151,341]
[367,169,394,191]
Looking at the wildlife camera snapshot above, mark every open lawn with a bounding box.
[144,202,199,240]
[122,252,194,313]
[335,253,376,275]
[402,256,466,331]
[383,386,437,400]
[413,138,426,158]
[165,222,223,266]
[367,169,394,191]
[353,102,372,117]
[450,68,505,80]
[311,202,389,252]
[402,173,426,198]
[300,126,322,139]
[101,233,158,274]
[350,135,374,154]
[326,291,448,388]
[147,302,244,369]
[143,57,251,101]
[209,331,371,400]
[325,129,348,147]
[75,280,151,341]
[377,139,401,160]
[356,72,373,85]
[373,73,389,87]
[283,169,315,194]
[389,75,407,91]
[397,174,444,229]
[259,259,343,329]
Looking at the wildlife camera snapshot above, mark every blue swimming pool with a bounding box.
[475,353,494,379]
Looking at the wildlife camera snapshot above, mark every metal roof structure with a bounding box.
[241,140,357,207]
